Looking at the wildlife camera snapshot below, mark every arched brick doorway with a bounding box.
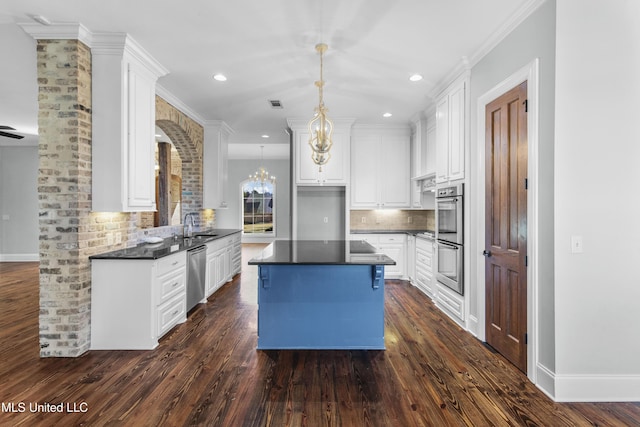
[155,97,207,227]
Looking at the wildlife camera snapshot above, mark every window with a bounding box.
[242,179,275,235]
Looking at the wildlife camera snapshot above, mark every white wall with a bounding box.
[0,145,39,260]
[216,158,291,242]
[554,0,640,401]
[469,0,557,383]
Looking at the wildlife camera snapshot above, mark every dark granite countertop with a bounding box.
[89,229,242,260]
[248,240,396,266]
[350,229,434,236]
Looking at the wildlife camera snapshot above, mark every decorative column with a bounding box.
[21,24,94,357]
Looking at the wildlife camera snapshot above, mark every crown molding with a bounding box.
[18,22,92,46]
[427,0,547,100]
[202,119,234,136]
[155,84,206,126]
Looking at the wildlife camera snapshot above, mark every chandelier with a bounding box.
[308,43,334,172]
[249,145,275,185]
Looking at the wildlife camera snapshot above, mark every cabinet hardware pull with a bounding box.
[172,282,178,287]
[172,310,179,316]
[172,261,178,266]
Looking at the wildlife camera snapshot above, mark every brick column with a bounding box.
[37,39,92,357]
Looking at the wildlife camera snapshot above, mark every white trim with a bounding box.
[475,58,540,385]
[18,22,93,46]
[467,0,547,68]
[156,84,207,126]
[554,375,640,402]
[0,253,39,262]
[428,0,546,100]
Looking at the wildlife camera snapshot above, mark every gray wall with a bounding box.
[296,187,346,240]
[216,158,290,242]
[0,145,39,259]
[469,0,556,372]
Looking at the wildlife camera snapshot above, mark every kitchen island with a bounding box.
[248,240,395,350]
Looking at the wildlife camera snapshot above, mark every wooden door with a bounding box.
[484,81,528,372]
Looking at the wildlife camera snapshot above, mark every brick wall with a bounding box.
[37,39,95,356]
[36,41,213,357]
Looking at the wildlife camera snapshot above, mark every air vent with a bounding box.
[268,100,283,109]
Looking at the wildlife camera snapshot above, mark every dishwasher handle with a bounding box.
[188,245,207,254]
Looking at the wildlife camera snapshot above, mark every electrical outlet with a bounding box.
[361,217,366,224]
[571,235,583,253]
[323,217,328,223]
[106,233,114,246]
[115,232,122,244]
[407,216,413,224]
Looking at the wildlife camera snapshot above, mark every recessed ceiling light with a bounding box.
[213,74,227,82]
[383,112,392,118]
[409,74,423,82]
[261,134,270,138]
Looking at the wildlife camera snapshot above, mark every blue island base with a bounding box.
[257,264,385,350]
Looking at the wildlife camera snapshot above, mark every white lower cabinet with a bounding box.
[414,236,435,298]
[435,283,465,327]
[205,232,242,297]
[91,251,187,350]
[350,233,406,279]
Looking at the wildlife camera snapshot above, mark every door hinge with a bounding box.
[525,333,528,345]
[525,255,528,267]
[524,178,528,190]
[524,99,528,113]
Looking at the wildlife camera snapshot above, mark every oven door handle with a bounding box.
[438,241,460,250]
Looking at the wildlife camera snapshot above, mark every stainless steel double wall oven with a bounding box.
[436,184,464,295]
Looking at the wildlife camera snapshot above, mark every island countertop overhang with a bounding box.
[248,240,396,266]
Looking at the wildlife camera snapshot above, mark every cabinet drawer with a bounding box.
[157,253,186,276]
[436,284,465,325]
[416,237,433,251]
[416,248,433,270]
[157,293,185,338]
[157,269,185,305]
[415,268,434,297]
[379,234,405,244]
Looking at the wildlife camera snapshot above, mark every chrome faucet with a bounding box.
[183,213,197,238]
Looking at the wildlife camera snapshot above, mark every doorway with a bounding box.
[484,81,528,372]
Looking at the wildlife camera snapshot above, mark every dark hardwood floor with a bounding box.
[1,247,639,426]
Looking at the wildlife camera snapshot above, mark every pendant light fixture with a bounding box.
[249,145,275,185]
[308,43,333,172]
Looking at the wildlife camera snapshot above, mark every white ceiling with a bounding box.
[0,0,533,156]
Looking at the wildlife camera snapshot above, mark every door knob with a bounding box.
[482,250,492,257]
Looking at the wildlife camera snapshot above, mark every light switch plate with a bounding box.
[571,235,583,253]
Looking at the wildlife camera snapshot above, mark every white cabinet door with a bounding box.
[379,135,410,208]
[351,135,379,207]
[203,122,232,209]
[425,121,437,176]
[448,82,465,181]
[435,78,466,184]
[435,96,449,184]
[296,131,349,185]
[126,60,156,210]
[351,128,411,208]
[91,36,168,212]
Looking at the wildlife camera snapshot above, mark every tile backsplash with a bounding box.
[350,210,435,231]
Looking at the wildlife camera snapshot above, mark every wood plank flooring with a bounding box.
[1,248,639,426]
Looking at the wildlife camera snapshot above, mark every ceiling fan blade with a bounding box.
[0,131,24,139]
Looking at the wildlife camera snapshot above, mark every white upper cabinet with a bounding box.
[436,76,467,184]
[92,34,168,212]
[288,118,354,186]
[351,126,411,208]
[203,121,233,209]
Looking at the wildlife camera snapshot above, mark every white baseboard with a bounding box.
[554,373,640,402]
[535,363,556,400]
[0,253,39,262]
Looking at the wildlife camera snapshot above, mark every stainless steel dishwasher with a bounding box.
[186,245,207,312]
